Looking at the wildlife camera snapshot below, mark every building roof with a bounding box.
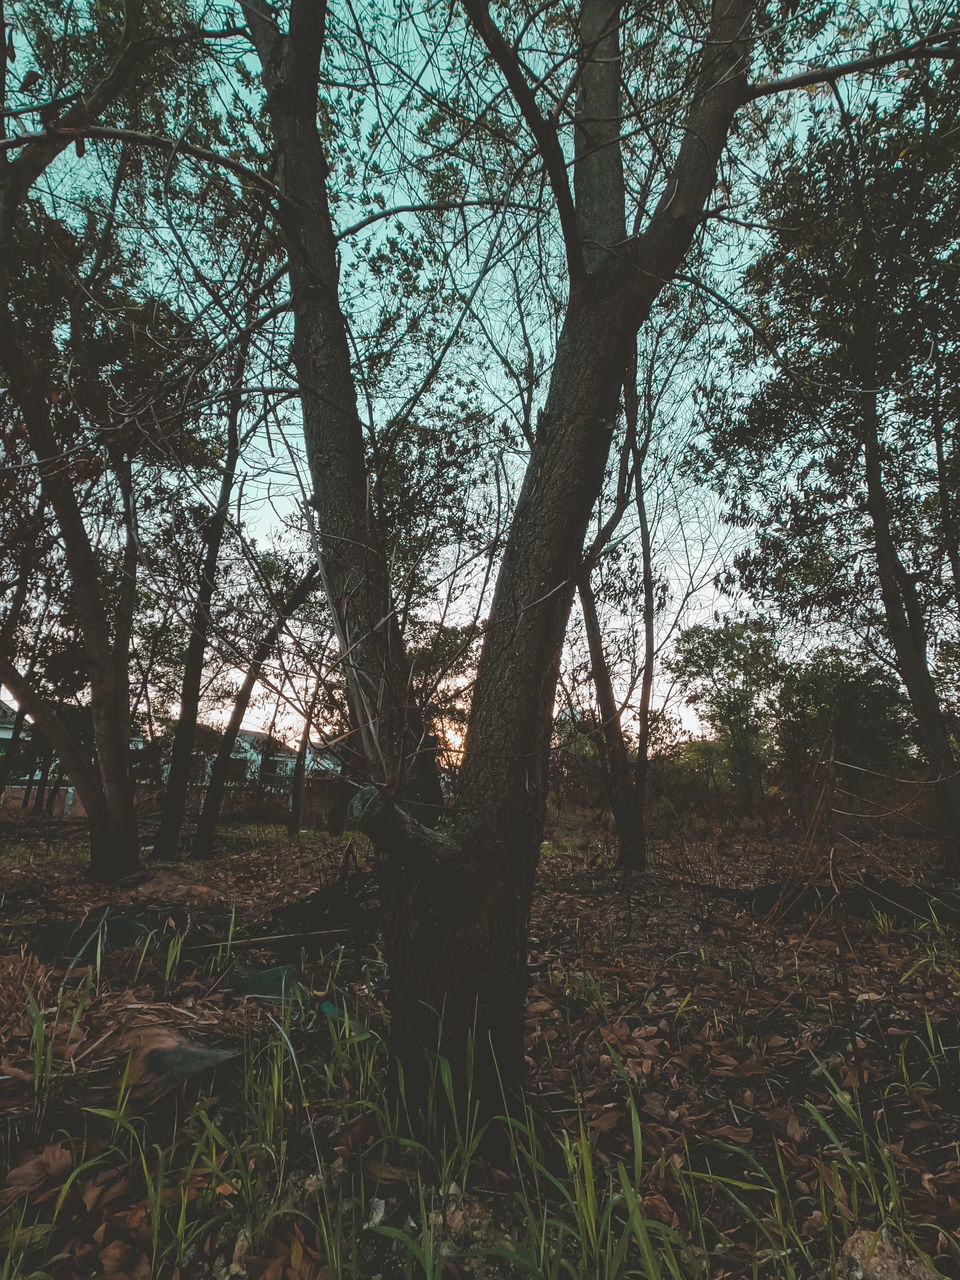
[235,728,298,757]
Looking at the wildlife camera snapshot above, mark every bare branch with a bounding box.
[744,29,960,102]
[0,125,289,205]
[460,0,586,290]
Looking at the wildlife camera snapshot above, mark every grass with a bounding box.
[3,977,955,1279]
[2,825,960,1276]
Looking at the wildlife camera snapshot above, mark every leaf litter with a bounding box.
[0,822,959,1276]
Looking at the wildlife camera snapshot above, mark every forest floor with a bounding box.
[1,813,959,1279]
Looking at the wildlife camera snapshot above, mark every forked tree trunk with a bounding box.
[243,0,752,1125]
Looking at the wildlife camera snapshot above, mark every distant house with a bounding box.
[307,741,343,774]
[0,697,24,754]
[227,730,343,787]
[231,729,299,786]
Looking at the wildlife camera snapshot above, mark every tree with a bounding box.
[0,1,245,878]
[192,562,322,856]
[703,64,960,858]
[774,646,914,827]
[572,296,727,872]
[235,0,755,1122]
[668,617,781,815]
[6,0,956,1119]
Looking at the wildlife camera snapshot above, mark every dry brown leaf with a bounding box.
[707,1124,754,1144]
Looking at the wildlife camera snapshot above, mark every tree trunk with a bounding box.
[930,353,960,624]
[852,318,960,859]
[32,746,52,813]
[0,653,138,879]
[578,574,641,866]
[241,0,442,823]
[0,10,154,881]
[46,763,65,817]
[192,566,320,856]
[628,467,657,873]
[861,396,960,854]
[0,328,139,880]
[88,801,141,883]
[288,674,321,836]
[155,346,244,859]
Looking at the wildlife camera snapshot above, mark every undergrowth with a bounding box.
[2,830,959,1277]
[2,952,956,1278]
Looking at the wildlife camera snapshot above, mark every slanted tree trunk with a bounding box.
[845,150,960,860]
[578,573,645,868]
[155,344,245,859]
[288,673,322,836]
[192,565,320,856]
[242,0,752,1124]
[858,361,960,853]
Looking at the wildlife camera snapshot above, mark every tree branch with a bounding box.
[337,198,532,239]
[632,0,752,298]
[744,30,960,102]
[0,126,289,205]
[350,786,466,877]
[460,0,586,290]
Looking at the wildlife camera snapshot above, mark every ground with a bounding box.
[1,814,959,1278]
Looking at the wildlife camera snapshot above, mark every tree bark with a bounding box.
[241,0,442,822]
